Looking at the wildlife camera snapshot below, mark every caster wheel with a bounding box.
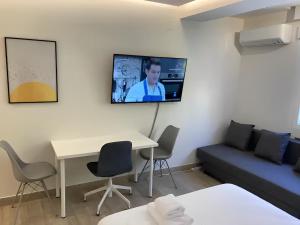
[96,213,100,216]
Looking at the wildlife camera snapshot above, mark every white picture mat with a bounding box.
[6,38,57,92]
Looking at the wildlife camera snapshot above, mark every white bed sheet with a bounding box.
[98,184,300,225]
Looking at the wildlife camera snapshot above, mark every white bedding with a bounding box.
[98,184,300,225]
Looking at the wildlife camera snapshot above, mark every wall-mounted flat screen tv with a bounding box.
[111,54,187,103]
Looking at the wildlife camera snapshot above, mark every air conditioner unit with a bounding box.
[239,24,292,47]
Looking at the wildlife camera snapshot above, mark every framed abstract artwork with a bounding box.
[5,37,58,103]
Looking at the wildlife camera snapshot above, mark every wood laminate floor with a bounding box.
[0,169,219,225]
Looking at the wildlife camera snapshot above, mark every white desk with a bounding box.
[51,131,158,218]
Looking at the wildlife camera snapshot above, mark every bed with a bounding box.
[98,184,300,225]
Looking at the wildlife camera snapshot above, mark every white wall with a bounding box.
[0,1,243,198]
[234,11,300,134]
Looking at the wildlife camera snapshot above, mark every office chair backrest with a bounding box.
[0,140,28,183]
[97,141,132,177]
[158,125,180,156]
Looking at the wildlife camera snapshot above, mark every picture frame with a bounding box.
[5,37,58,103]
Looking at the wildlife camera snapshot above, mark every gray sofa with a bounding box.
[197,129,300,218]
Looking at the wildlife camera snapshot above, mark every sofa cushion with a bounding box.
[294,158,300,173]
[197,144,300,214]
[247,130,300,165]
[254,130,290,164]
[248,129,261,151]
[224,120,254,150]
[284,139,300,165]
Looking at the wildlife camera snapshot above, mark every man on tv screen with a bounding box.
[125,58,165,102]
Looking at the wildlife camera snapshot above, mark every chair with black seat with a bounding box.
[83,141,133,216]
[138,125,180,188]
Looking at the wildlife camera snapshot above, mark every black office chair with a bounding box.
[138,125,180,188]
[83,141,133,216]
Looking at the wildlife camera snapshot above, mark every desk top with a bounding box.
[51,131,158,160]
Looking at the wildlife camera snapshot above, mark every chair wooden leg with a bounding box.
[12,183,23,208]
[40,180,58,216]
[165,160,177,189]
[40,180,51,200]
[13,183,26,225]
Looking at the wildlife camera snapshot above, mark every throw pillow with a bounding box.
[294,158,300,173]
[224,120,255,150]
[254,130,290,164]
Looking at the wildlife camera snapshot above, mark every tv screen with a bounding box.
[111,54,187,103]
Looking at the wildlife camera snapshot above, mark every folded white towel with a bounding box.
[147,203,194,225]
[154,194,185,219]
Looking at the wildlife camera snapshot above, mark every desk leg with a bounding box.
[55,157,60,198]
[134,150,138,183]
[60,159,66,218]
[149,147,154,197]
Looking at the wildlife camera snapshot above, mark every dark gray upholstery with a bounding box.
[247,129,261,150]
[88,141,132,177]
[139,125,179,160]
[140,147,170,160]
[85,141,132,215]
[197,144,300,218]
[284,139,300,165]
[294,159,300,173]
[139,125,179,188]
[254,130,290,164]
[224,120,254,150]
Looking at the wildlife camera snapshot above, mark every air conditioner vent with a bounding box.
[239,24,292,47]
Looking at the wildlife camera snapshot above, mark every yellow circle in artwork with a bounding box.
[10,82,57,102]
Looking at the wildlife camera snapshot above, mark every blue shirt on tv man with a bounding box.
[125,59,166,102]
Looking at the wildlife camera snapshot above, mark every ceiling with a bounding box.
[182,0,300,21]
[236,6,291,18]
[1,0,300,22]
[146,0,195,6]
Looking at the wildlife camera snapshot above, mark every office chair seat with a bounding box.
[87,161,125,178]
[87,162,98,175]
[140,147,171,160]
[22,162,56,182]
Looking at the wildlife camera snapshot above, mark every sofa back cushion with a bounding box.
[254,130,290,164]
[224,120,254,150]
[248,129,261,151]
[294,158,300,172]
[283,139,300,165]
[226,127,300,165]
